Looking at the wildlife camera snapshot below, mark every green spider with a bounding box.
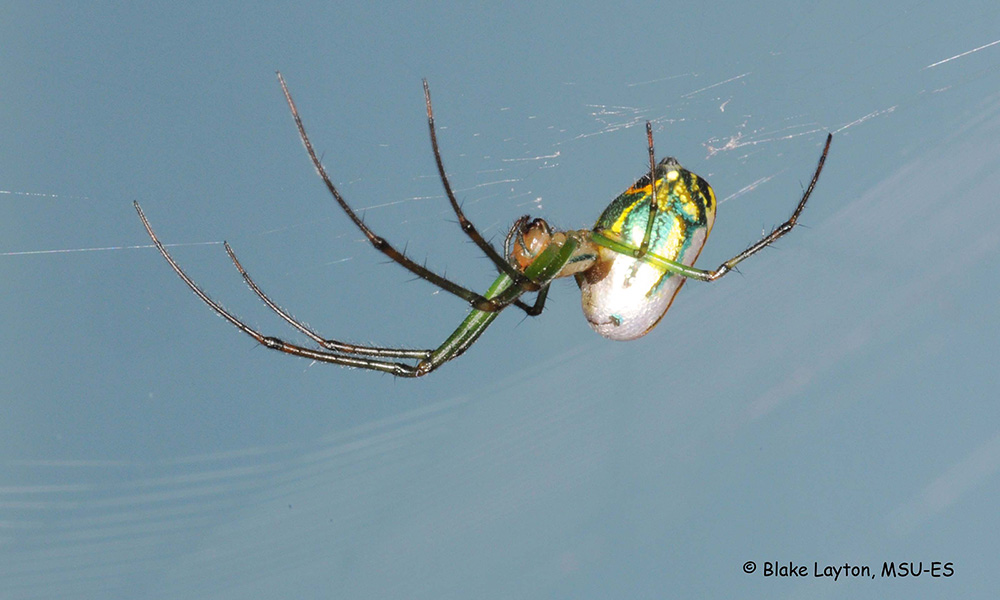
[135,73,832,377]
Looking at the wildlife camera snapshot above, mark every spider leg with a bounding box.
[421,80,541,293]
[223,241,430,358]
[696,133,833,281]
[637,122,659,258]
[515,284,551,316]
[135,201,435,376]
[613,122,667,264]
[137,199,581,376]
[277,72,533,315]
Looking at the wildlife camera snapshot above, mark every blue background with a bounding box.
[3,2,999,598]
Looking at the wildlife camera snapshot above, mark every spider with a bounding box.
[135,72,832,378]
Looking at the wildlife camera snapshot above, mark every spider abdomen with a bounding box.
[579,159,716,341]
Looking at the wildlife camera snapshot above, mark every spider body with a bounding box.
[135,73,832,377]
[579,157,716,340]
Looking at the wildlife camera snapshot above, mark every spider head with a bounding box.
[506,216,553,271]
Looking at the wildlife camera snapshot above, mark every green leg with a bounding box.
[416,236,580,375]
[136,201,569,378]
